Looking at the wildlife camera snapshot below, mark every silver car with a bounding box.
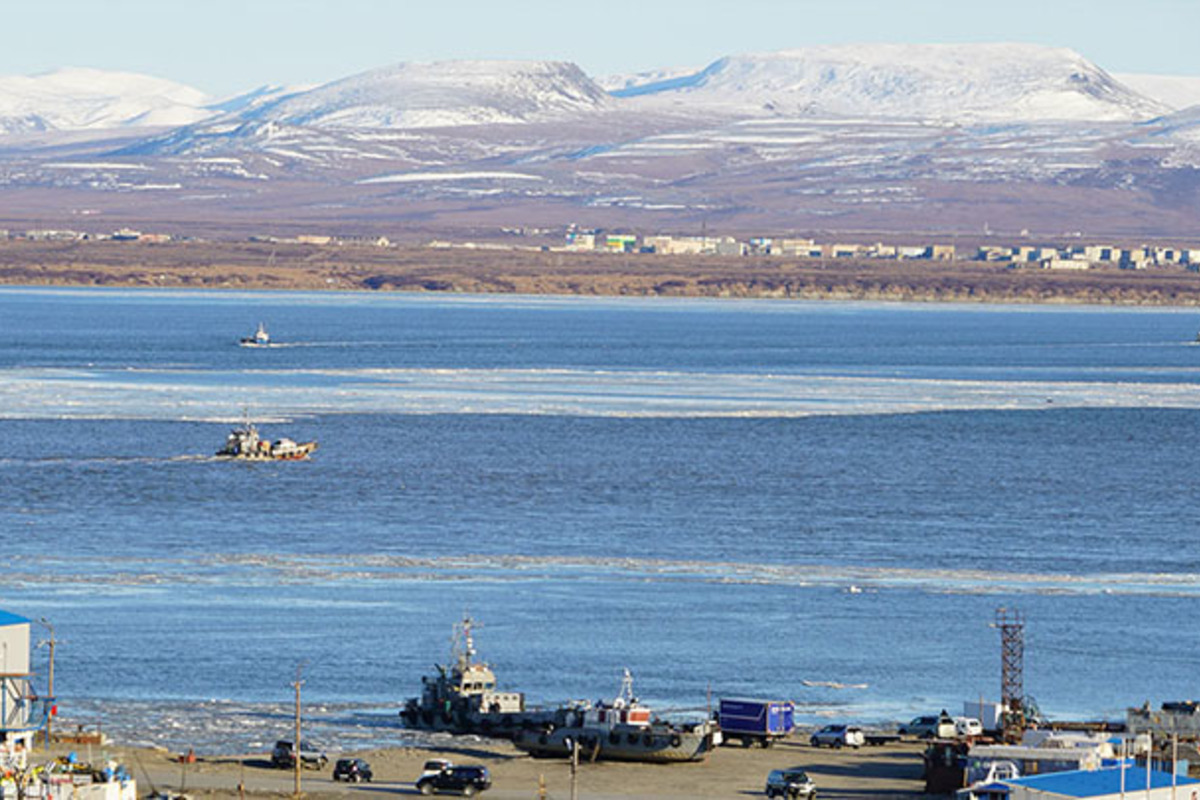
[809,724,865,748]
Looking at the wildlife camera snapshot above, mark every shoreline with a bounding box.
[28,736,929,799]
[4,240,1200,306]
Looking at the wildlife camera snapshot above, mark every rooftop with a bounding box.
[1004,766,1198,798]
[0,609,31,627]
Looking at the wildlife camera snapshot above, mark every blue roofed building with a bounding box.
[0,609,43,752]
[968,765,1200,800]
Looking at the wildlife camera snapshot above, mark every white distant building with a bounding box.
[0,610,35,750]
[564,232,596,251]
[1044,257,1091,270]
[777,238,820,257]
[1083,245,1120,264]
[825,243,863,258]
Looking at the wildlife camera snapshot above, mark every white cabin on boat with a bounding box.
[586,702,651,728]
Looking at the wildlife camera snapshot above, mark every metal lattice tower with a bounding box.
[995,607,1026,740]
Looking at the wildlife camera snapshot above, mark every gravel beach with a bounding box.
[33,737,927,799]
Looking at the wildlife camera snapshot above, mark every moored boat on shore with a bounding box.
[400,616,574,737]
[511,670,717,763]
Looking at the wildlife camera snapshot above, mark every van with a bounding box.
[954,717,983,737]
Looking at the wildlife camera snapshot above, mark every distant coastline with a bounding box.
[4,240,1200,306]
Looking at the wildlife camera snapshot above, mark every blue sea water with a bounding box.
[3,287,1200,753]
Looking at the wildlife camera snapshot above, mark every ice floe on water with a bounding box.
[60,698,426,756]
[9,552,1200,598]
[5,366,1200,419]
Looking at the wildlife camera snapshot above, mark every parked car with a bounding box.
[332,758,373,782]
[809,724,865,748]
[899,713,955,739]
[954,717,984,737]
[765,767,817,799]
[416,764,491,796]
[271,740,328,769]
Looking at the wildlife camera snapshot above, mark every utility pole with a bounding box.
[36,618,57,747]
[566,736,579,800]
[291,664,305,799]
[994,607,1026,742]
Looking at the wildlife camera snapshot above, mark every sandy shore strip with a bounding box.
[29,737,927,799]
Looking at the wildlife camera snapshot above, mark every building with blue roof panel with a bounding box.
[0,610,30,628]
[0,608,35,749]
[970,765,1200,800]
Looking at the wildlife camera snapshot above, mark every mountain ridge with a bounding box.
[608,44,1167,122]
[0,44,1183,136]
[3,45,1200,239]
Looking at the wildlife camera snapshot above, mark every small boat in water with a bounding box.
[216,419,317,460]
[240,322,270,347]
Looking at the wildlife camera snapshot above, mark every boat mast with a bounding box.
[453,615,478,672]
[616,668,636,706]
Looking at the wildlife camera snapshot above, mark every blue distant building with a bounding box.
[969,765,1200,800]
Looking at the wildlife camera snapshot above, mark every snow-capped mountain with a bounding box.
[6,45,1200,240]
[207,84,306,116]
[610,44,1167,123]
[1135,104,1200,144]
[597,65,703,94]
[0,67,213,132]
[1115,73,1200,111]
[239,60,612,129]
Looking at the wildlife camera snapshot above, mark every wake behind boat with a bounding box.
[216,419,317,460]
[240,322,270,347]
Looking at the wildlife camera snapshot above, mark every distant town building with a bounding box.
[747,237,774,255]
[1044,257,1091,270]
[564,232,597,251]
[604,234,638,253]
[24,230,83,241]
[825,243,863,259]
[1082,245,1120,264]
[337,235,391,247]
[776,238,820,257]
[977,246,1011,262]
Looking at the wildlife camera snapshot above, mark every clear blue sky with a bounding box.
[5,0,1199,98]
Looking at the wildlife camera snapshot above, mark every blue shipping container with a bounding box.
[718,698,795,739]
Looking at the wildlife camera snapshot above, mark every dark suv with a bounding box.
[332,758,373,782]
[271,740,328,770]
[416,764,491,796]
[765,768,816,799]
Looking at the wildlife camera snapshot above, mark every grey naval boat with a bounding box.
[511,670,718,763]
[400,616,574,737]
